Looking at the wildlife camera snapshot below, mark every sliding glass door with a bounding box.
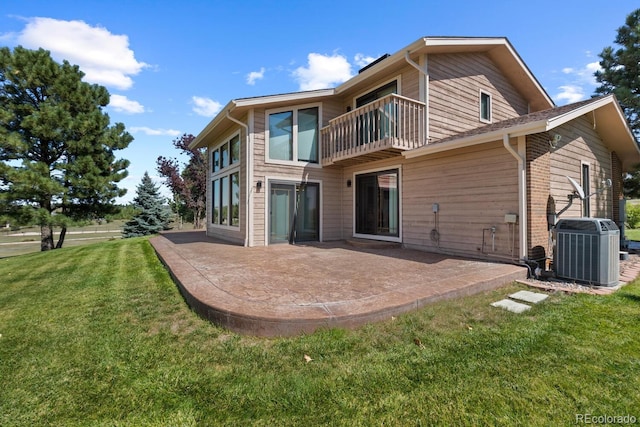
[269,182,319,244]
[355,169,399,238]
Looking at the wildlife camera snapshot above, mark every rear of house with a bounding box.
[191,36,640,267]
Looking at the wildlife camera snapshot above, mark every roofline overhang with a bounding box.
[404,95,640,170]
[335,36,554,110]
[189,89,335,150]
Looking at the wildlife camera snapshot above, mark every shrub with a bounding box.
[626,202,640,229]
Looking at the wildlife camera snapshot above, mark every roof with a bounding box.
[404,95,640,171]
[190,36,554,150]
[336,36,554,112]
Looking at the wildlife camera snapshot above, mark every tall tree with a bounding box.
[594,8,640,196]
[122,172,171,238]
[156,133,207,229]
[0,46,132,250]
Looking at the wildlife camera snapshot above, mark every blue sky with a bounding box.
[0,0,636,203]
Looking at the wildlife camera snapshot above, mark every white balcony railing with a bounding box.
[321,94,426,165]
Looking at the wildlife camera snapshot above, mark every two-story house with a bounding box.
[190,36,639,266]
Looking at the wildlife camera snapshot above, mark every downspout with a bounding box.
[226,111,251,247]
[502,134,528,260]
[405,52,430,143]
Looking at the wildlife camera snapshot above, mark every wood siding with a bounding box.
[428,52,529,141]
[549,116,613,220]
[402,141,520,259]
[251,107,343,246]
[339,142,520,260]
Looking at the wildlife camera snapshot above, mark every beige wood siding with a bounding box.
[338,142,519,260]
[403,141,519,259]
[549,116,613,219]
[428,52,529,141]
[251,106,343,246]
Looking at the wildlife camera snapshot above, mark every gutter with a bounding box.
[502,134,527,260]
[226,111,252,247]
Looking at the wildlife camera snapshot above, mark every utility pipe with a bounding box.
[226,111,251,247]
[405,51,430,143]
[502,133,528,260]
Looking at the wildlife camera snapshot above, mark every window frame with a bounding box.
[210,131,241,229]
[479,90,492,123]
[581,162,591,217]
[265,103,322,167]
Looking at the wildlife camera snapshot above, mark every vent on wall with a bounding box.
[553,218,619,286]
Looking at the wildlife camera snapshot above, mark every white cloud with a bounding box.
[354,53,376,68]
[191,96,222,117]
[129,126,181,136]
[555,85,585,104]
[554,60,602,105]
[109,94,145,114]
[292,53,353,91]
[13,17,148,90]
[247,67,265,85]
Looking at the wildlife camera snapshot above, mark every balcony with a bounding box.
[321,94,426,166]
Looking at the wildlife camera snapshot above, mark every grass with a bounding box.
[1,238,639,425]
[626,228,640,241]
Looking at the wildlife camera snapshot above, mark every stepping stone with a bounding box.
[509,290,548,304]
[491,299,531,313]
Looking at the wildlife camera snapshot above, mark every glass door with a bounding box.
[355,169,399,238]
[269,182,319,244]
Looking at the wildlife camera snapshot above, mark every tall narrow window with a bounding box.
[582,163,591,217]
[230,135,240,164]
[221,142,229,168]
[269,111,293,161]
[220,176,229,225]
[480,91,492,123]
[231,172,240,226]
[298,107,318,162]
[212,179,220,224]
[212,149,220,172]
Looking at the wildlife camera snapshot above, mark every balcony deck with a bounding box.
[321,94,426,166]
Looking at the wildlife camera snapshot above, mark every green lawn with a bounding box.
[1,238,639,425]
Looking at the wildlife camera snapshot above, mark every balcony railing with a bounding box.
[321,94,426,165]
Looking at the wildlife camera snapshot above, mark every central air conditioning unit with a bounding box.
[553,218,619,286]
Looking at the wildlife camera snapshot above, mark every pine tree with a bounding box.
[0,46,132,250]
[122,172,171,238]
[594,8,640,197]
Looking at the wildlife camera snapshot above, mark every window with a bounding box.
[267,106,319,163]
[480,91,492,123]
[582,163,590,217]
[212,179,220,224]
[210,133,241,227]
[230,135,240,164]
[231,172,240,226]
[212,149,220,172]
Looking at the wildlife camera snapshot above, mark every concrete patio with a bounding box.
[150,231,528,337]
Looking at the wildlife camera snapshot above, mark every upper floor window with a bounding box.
[267,106,319,164]
[480,91,492,123]
[212,134,240,173]
[356,80,397,108]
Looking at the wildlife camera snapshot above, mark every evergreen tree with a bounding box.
[594,8,640,196]
[122,172,171,238]
[0,46,132,250]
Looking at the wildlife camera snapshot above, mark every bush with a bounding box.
[626,202,640,229]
